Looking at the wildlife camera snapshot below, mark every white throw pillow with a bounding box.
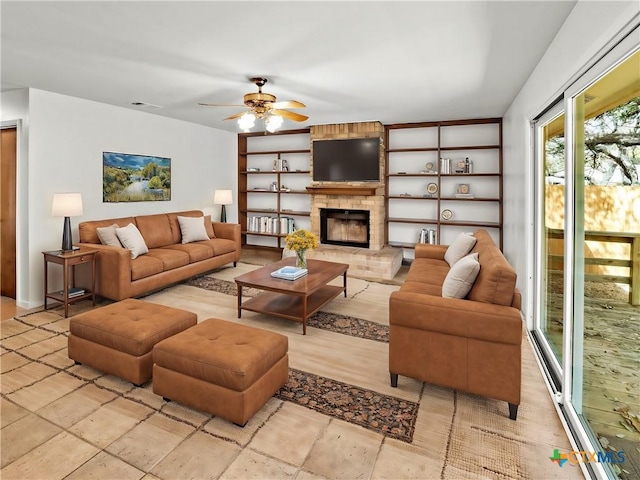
[178,215,210,244]
[442,253,480,299]
[444,232,477,267]
[96,223,123,248]
[115,223,149,259]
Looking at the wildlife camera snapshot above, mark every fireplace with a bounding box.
[320,208,370,248]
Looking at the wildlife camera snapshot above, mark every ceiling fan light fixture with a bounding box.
[265,114,283,133]
[238,112,256,132]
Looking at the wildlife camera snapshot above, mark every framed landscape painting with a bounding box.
[103,152,171,202]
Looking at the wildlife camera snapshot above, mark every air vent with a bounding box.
[130,101,162,108]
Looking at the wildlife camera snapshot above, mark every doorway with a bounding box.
[1,127,17,299]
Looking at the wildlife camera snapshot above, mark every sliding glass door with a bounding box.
[534,29,639,480]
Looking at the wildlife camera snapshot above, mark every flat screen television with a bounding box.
[312,137,380,182]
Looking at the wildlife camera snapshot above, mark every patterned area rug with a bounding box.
[186,274,389,343]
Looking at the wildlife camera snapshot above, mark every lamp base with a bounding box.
[61,216,73,251]
[220,205,227,223]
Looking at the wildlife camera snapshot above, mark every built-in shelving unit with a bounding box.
[237,119,502,254]
[384,118,503,251]
[238,129,312,249]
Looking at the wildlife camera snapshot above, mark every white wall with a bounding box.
[2,88,236,307]
[502,1,639,328]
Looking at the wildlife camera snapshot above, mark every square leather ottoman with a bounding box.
[68,298,197,385]
[152,318,289,426]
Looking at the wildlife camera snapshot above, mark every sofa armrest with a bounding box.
[212,222,242,261]
[389,290,523,345]
[415,243,447,260]
[76,242,132,301]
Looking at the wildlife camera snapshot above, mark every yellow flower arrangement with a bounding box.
[285,229,318,268]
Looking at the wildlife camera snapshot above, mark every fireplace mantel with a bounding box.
[306,185,379,196]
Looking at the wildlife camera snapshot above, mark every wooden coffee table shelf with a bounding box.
[235,258,348,335]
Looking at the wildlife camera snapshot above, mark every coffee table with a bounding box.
[235,257,348,335]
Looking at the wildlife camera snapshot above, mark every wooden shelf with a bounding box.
[305,185,378,196]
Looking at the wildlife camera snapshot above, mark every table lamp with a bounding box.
[213,190,232,223]
[52,193,83,251]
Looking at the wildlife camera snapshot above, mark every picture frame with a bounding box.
[103,152,171,202]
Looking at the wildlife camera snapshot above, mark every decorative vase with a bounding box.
[296,249,307,269]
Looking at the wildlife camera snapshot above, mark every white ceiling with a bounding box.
[1,1,577,133]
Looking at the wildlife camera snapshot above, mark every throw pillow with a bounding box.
[203,215,216,238]
[442,253,480,299]
[444,232,477,267]
[115,223,149,259]
[178,215,210,244]
[96,223,123,247]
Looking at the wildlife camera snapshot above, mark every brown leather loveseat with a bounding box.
[389,230,523,419]
[77,210,241,301]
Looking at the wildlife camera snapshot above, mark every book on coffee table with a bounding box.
[270,266,308,280]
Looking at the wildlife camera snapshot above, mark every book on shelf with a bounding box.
[57,287,85,298]
[270,266,308,280]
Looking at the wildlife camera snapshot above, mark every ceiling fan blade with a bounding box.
[224,111,249,120]
[198,102,245,107]
[271,109,309,122]
[270,100,306,109]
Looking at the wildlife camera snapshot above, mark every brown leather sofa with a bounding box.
[389,230,523,419]
[77,210,241,301]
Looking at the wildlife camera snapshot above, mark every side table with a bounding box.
[43,248,97,318]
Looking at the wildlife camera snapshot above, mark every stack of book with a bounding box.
[270,266,308,281]
[58,287,85,298]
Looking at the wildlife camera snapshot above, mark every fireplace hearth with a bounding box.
[320,208,370,248]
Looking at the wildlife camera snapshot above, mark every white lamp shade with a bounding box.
[52,193,83,217]
[213,190,233,205]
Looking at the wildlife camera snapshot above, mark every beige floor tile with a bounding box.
[524,444,586,479]
[0,398,29,428]
[18,310,65,327]
[42,317,71,334]
[0,319,34,339]
[250,402,330,466]
[67,362,105,381]
[66,451,145,480]
[158,399,211,428]
[125,384,166,411]
[7,371,85,411]
[0,361,56,395]
[0,413,62,468]
[371,439,442,479]
[40,349,76,369]
[94,374,137,394]
[295,471,329,480]
[303,420,382,479]
[1,328,55,350]
[203,397,282,447]
[220,449,298,480]
[105,412,195,471]
[151,431,241,479]
[0,431,99,480]
[442,465,494,479]
[70,397,153,448]
[18,334,67,360]
[1,351,30,373]
[37,383,118,428]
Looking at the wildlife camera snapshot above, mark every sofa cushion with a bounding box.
[468,244,517,306]
[79,217,136,244]
[204,215,216,238]
[135,214,174,249]
[167,211,205,245]
[96,224,123,248]
[405,258,450,286]
[178,215,210,244]
[197,238,237,257]
[442,253,480,299]
[146,248,190,271]
[444,232,477,267]
[163,243,214,263]
[130,255,163,281]
[400,281,442,297]
[116,223,149,259]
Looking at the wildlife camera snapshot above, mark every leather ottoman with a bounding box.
[152,318,289,426]
[68,299,197,385]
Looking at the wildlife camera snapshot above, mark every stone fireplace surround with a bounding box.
[305,122,402,280]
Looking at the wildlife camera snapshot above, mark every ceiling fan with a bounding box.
[199,77,308,132]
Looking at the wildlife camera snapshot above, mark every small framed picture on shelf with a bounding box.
[457,183,470,194]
